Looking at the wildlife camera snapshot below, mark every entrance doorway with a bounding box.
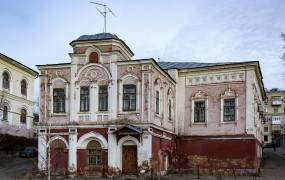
[122,145,138,175]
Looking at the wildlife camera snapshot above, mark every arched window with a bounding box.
[3,106,8,121]
[89,52,99,63]
[2,72,10,89]
[87,140,102,166]
[21,79,27,96]
[20,109,27,124]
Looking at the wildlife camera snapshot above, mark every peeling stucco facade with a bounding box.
[37,33,265,177]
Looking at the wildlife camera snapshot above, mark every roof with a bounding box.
[0,53,38,77]
[75,33,120,41]
[36,62,71,67]
[157,61,243,70]
[70,33,134,56]
[113,124,143,135]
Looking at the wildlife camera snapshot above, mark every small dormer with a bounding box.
[70,33,134,62]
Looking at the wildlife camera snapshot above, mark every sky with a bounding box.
[0,0,285,97]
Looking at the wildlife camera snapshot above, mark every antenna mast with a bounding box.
[90,2,115,33]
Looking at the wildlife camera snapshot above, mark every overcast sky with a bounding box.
[0,0,285,93]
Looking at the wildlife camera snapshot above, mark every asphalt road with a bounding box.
[0,156,36,180]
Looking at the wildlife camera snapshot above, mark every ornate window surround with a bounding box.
[118,74,140,114]
[154,78,163,117]
[167,88,174,122]
[220,88,239,125]
[190,90,208,126]
[49,77,69,116]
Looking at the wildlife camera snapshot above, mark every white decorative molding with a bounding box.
[190,91,208,126]
[77,131,108,149]
[220,88,239,125]
[186,72,245,86]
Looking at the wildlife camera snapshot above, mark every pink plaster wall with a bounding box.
[184,82,246,136]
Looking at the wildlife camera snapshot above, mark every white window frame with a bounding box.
[191,91,208,125]
[220,88,238,124]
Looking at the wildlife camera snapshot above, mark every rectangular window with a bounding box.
[53,88,65,113]
[264,135,268,142]
[80,87,90,112]
[99,86,108,111]
[274,106,279,113]
[123,85,136,111]
[264,127,268,132]
[194,101,206,123]
[88,149,101,166]
[155,91,160,114]
[223,98,235,122]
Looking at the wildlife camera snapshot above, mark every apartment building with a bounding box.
[264,89,285,145]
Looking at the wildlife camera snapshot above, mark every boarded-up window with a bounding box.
[89,52,99,63]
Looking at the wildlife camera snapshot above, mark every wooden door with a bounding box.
[122,145,138,175]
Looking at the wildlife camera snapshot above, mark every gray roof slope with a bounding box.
[70,33,134,56]
[157,61,242,70]
[76,33,119,41]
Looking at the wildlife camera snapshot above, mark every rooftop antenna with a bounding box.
[90,2,115,33]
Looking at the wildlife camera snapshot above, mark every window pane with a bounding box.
[88,149,102,165]
[2,72,9,89]
[123,85,136,111]
[224,98,235,121]
[169,99,172,120]
[80,87,90,112]
[20,109,27,124]
[53,88,65,113]
[156,91,159,114]
[99,86,108,111]
[194,101,206,122]
[21,80,27,96]
[3,106,8,121]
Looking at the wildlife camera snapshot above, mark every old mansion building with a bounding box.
[37,33,266,176]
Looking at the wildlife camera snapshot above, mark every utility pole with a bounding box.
[90,2,115,33]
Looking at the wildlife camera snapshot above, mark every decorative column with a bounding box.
[68,128,78,173]
[38,129,47,171]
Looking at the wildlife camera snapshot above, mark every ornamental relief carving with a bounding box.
[186,72,245,86]
[221,88,237,98]
[77,65,110,86]
[192,90,208,100]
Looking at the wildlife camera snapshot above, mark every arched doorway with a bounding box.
[122,140,138,175]
[50,139,68,174]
